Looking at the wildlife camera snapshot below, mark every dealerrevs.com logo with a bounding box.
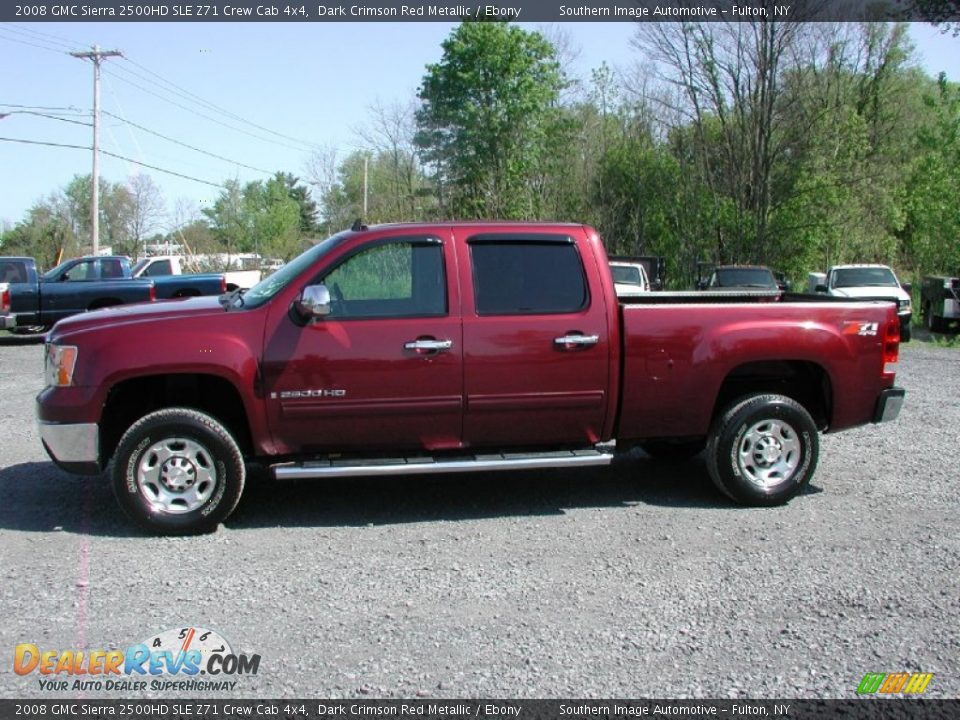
[14,626,260,692]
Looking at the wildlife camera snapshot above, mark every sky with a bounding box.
[1,20,959,233]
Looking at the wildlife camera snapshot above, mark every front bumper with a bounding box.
[873,387,906,423]
[38,420,101,475]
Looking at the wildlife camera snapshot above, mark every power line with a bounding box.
[101,110,273,175]
[0,136,226,189]
[100,148,224,189]
[0,30,70,55]
[0,103,88,114]
[0,110,92,128]
[103,68,312,153]
[121,56,323,151]
[0,23,81,50]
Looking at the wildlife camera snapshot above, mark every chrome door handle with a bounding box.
[554,334,600,347]
[404,339,453,352]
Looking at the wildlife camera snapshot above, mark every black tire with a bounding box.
[112,408,246,535]
[705,394,818,506]
[901,323,911,343]
[639,438,706,461]
[924,304,944,333]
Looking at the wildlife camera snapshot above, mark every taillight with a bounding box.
[1,287,8,313]
[149,285,157,302]
[220,276,227,293]
[883,318,899,378]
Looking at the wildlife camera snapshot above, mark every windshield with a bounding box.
[711,268,777,288]
[611,265,642,286]
[832,267,898,288]
[236,231,351,309]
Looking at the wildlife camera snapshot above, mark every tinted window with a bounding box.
[832,267,898,288]
[711,268,777,289]
[611,266,641,285]
[471,241,588,315]
[100,259,124,279]
[145,260,172,276]
[0,261,27,283]
[321,240,446,319]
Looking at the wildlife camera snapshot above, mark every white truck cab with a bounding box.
[609,261,650,296]
[816,264,912,341]
[132,255,262,291]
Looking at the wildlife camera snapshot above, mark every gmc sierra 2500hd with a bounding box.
[36,222,905,534]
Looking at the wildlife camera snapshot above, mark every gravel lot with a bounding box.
[0,335,957,699]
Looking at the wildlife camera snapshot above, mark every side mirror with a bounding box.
[814,284,828,294]
[294,284,331,320]
[696,280,707,291]
[901,281,912,294]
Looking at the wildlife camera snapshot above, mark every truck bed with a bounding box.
[616,297,898,441]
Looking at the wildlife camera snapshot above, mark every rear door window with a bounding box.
[469,238,588,315]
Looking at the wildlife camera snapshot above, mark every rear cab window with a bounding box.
[468,235,589,315]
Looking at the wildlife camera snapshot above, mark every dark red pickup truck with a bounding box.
[36,222,905,534]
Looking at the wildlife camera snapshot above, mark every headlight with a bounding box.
[45,344,78,387]
[899,298,912,312]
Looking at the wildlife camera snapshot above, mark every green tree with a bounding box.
[415,21,567,219]
[63,174,137,255]
[904,73,960,276]
[203,174,306,263]
[0,198,79,269]
[275,172,318,232]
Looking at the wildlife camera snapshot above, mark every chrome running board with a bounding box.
[272,448,613,481]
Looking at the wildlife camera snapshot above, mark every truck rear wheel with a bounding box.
[924,303,944,333]
[112,408,245,535]
[706,394,818,506]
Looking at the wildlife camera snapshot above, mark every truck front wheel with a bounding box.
[112,408,246,535]
[706,394,818,506]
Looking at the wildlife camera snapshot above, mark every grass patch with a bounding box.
[929,333,960,349]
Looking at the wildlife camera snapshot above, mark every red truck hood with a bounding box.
[49,296,228,338]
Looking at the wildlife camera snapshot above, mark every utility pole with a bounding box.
[362,154,369,217]
[71,45,122,256]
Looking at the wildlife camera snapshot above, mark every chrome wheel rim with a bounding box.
[737,419,800,490]
[137,437,217,515]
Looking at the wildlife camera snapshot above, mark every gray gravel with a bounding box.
[0,335,957,699]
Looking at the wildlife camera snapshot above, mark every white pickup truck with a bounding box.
[810,264,912,341]
[609,260,651,296]
[131,255,262,291]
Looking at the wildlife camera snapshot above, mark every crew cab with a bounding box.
[0,255,156,333]
[132,255,261,291]
[812,264,912,341]
[36,222,905,535]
